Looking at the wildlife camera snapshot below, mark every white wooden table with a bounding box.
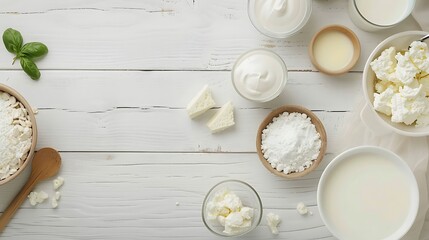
[0,0,423,239]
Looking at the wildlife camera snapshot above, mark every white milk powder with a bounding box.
[261,112,321,174]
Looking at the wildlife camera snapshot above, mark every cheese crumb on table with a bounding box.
[296,202,310,215]
[207,101,235,133]
[53,176,65,190]
[186,85,216,119]
[266,212,281,234]
[28,191,48,206]
[55,191,61,200]
[52,191,62,208]
[51,197,58,208]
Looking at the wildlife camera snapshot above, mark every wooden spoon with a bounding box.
[0,148,61,232]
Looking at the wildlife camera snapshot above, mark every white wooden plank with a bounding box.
[2,152,337,240]
[0,70,361,111]
[33,108,346,153]
[0,70,352,152]
[0,0,420,71]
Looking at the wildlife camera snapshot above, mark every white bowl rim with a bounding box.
[317,146,420,240]
[363,30,429,137]
[247,0,312,39]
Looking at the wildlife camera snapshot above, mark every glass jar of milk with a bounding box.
[248,0,312,38]
[232,49,287,102]
[348,0,415,31]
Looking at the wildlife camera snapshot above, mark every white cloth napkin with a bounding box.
[334,100,429,240]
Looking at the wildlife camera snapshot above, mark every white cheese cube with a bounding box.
[186,85,216,119]
[207,101,235,133]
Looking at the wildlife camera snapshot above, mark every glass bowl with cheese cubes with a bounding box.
[363,31,429,136]
[202,180,262,237]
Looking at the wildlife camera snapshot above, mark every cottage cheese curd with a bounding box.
[0,91,33,180]
[206,189,254,235]
[371,41,429,126]
[266,212,281,234]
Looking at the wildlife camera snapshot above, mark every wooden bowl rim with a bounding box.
[0,84,38,185]
[256,105,327,179]
[309,24,361,75]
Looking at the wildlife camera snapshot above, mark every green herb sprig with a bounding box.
[2,28,48,80]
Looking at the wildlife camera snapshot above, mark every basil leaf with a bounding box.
[20,42,48,58]
[2,28,23,54]
[20,57,40,80]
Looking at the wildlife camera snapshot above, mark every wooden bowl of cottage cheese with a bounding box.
[0,84,37,210]
[363,31,429,137]
[256,105,327,179]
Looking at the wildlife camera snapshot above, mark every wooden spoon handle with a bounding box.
[0,175,39,232]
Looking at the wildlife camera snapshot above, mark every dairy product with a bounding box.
[51,191,61,208]
[396,52,419,85]
[207,101,234,133]
[261,112,321,174]
[249,0,312,38]
[53,176,65,190]
[348,0,415,31]
[355,0,410,26]
[206,189,254,235]
[371,41,429,126]
[320,152,413,240]
[51,197,58,208]
[266,212,281,234]
[370,47,398,82]
[28,191,48,206]
[312,30,354,72]
[0,91,33,181]
[296,202,309,215]
[186,85,216,119]
[232,49,287,102]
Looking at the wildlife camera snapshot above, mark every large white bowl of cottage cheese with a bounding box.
[0,84,37,211]
[363,31,429,136]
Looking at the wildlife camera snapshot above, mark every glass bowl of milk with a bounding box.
[317,146,419,240]
[232,49,287,102]
[248,0,312,38]
[202,180,263,237]
[348,0,415,31]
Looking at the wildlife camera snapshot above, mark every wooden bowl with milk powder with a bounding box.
[256,105,327,179]
[0,84,37,211]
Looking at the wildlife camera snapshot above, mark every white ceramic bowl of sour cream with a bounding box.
[363,31,429,136]
[317,146,419,240]
[248,0,312,38]
[232,49,287,102]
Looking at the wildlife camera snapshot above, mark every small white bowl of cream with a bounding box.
[309,25,361,75]
[317,146,419,240]
[232,49,287,102]
[248,0,312,38]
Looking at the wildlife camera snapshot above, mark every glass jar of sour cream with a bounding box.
[248,0,312,38]
[232,49,287,102]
